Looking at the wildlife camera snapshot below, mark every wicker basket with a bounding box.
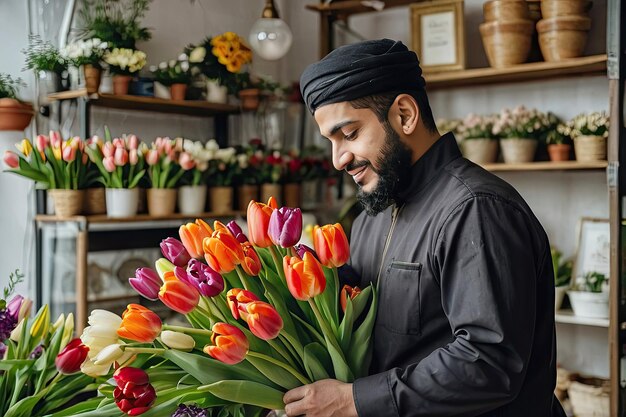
[574,135,607,162]
[568,379,610,417]
[480,20,534,68]
[483,0,530,22]
[537,16,591,61]
[461,139,499,164]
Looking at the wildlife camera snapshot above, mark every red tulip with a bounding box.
[226,288,259,321]
[283,253,326,301]
[113,367,156,416]
[103,142,115,158]
[160,237,192,267]
[246,197,278,248]
[158,271,199,314]
[117,304,162,343]
[241,242,262,276]
[114,366,149,387]
[3,151,19,168]
[204,322,249,365]
[340,284,362,313]
[55,338,89,374]
[203,230,244,274]
[129,267,162,300]
[313,223,350,268]
[268,207,302,248]
[245,301,283,340]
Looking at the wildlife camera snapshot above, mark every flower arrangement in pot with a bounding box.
[259,148,285,204]
[0,73,34,131]
[206,140,238,214]
[177,139,211,215]
[492,105,552,164]
[144,137,189,217]
[103,48,147,95]
[546,123,573,161]
[457,113,499,164]
[22,35,69,93]
[60,38,109,94]
[150,54,192,101]
[561,112,609,162]
[551,248,572,311]
[567,271,609,319]
[233,141,263,211]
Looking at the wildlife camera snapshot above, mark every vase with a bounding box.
[461,139,499,164]
[178,185,207,215]
[147,188,177,216]
[209,186,234,214]
[574,135,607,162]
[499,138,538,163]
[206,79,228,103]
[105,188,139,218]
[479,20,534,68]
[237,184,259,210]
[239,88,261,111]
[537,16,591,62]
[48,189,85,217]
[548,143,571,161]
[0,98,34,131]
[83,188,106,215]
[261,183,282,205]
[154,81,171,99]
[112,75,132,95]
[170,83,187,101]
[567,290,609,319]
[283,183,301,208]
[83,64,102,94]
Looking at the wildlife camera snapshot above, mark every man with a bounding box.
[283,39,565,417]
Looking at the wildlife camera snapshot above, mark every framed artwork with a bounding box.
[573,217,610,282]
[410,0,465,73]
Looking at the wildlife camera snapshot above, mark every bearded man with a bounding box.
[283,39,565,417]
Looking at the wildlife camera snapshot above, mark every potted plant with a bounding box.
[562,112,610,162]
[144,137,187,216]
[205,140,237,213]
[567,271,609,319]
[0,74,34,131]
[178,139,210,214]
[150,55,192,101]
[22,35,69,93]
[104,47,147,95]
[546,123,573,161]
[492,106,551,164]
[457,113,499,164]
[259,148,285,204]
[60,38,109,93]
[551,248,572,311]
[234,142,262,210]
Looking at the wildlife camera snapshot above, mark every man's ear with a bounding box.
[389,94,419,136]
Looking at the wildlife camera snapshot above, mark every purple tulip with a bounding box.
[175,260,224,298]
[129,268,162,300]
[227,221,248,244]
[6,295,24,321]
[295,244,319,262]
[268,207,302,248]
[29,344,44,359]
[0,342,6,359]
[160,237,192,267]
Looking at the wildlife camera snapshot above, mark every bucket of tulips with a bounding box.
[62,197,376,416]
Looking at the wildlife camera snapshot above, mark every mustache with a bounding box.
[346,160,371,173]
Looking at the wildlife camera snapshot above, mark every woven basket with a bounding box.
[480,20,534,68]
[568,379,610,417]
[49,189,85,217]
[574,135,607,162]
[461,139,499,164]
[537,16,591,61]
[84,188,106,214]
[500,138,538,163]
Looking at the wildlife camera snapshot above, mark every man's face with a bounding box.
[314,102,413,215]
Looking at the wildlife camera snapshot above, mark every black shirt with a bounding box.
[349,133,565,417]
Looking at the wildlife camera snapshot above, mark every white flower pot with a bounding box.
[499,138,538,164]
[555,285,567,311]
[207,79,228,103]
[154,81,171,99]
[105,188,139,218]
[178,185,208,215]
[567,290,609,319]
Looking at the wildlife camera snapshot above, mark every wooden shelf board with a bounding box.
[36,211,246,224]
[306,0,419,14]
[48,88,89,100]
[425,55,607,90]
[555,309,609,327]
[480,160,608,172]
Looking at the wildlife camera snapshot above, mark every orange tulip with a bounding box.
[227,288,259,321]
[117,304,162,343]
[313,223,350,268]
[158,271,200,314]
[213,220,230,234]
[204,322,249,365]
[203,230,244,274]
[179,219,213,259]
[283,253,326,301]
[246,197,278,248]
[241,242,262,276]
[245,301,283,340]
[340,284,362,313]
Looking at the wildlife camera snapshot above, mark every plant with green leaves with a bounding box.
[561,112,610,139]
[22,35,68,74]
[551,248,573,287]
[0,73,25,100]
[457,113,498,141]
[575,271,607,293]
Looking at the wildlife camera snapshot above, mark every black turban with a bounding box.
[300,39,426,114]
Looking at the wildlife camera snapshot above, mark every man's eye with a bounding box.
[344,130,358,141]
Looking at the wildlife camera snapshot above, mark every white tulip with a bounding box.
[93,343,124,365]
[161,330,195,351]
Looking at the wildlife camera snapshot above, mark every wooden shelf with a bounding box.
[480,160,608,172]
[47,90,240,117]
[35,211,246,224]
[555,310,609,327]
[425,55,607,90]
[306,0,417,15]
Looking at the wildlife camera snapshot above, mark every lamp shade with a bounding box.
[249,17,293,60]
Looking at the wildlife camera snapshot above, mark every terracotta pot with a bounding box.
[209,186,234,214]
[239,88,261,111]
[237,184,259,210]
[83,187,106,214]
[537,16,591,61]
[548,143,571,161]
[574,135,607,161]
[83,64,102,94]
[112,75,132,95]
[0,98,34,131]
[461,139,499,164]
[283,183,301,208]
[541,0,592,19]
[178,185,207,215]
[499,138,538,163]
[49,189,85,217]
[480,20,534,68]
[261,183,282,205]
[170,83,187,101]
[483,0,530,22]
[147,188,177,216]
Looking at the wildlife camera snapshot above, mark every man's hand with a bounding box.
[283,379,358,417]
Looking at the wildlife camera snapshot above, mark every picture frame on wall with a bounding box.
[410,0,465,73]
[573,217,610,283]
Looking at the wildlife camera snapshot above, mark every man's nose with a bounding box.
[332,142,353,172]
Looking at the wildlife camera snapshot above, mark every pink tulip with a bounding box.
[154,137,165,154]
[50,131,62,148]
[127,134,139,150]
[103,142,115,158]
[62,145,76,162]
[129,149,138,166]
[146,149,159,166]
[87,135,101,146]
[114,147,128,166]
[82,152,89,165]
[35,135,48,153]
[160,237,192,267]
[174,138,183,152]
[129,267,162,301]
[179,152,195,170]
[113,138,125,149]
[103,156,116,172]
[164,139,173,155]
[3,151,19,168]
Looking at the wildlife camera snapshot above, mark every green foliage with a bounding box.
[0,73,25,99]
[551,249,572,287]
[3,270,24,303]
[581,272,607,293]
[22,35,67,74]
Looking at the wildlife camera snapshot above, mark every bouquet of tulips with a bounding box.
[145,137,193,189]
[64,197,376,416]
[85,130,146,189]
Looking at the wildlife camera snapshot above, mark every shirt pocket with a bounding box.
[379,259,422,335]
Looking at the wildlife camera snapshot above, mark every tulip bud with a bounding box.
[340,285,362,313]
[117,304,162,343]
[52,313,65,332]
[3,151,19,168]
[146,149,159,166]
[93,343,124,366]
[160,237,192,267]
[16,139,33,156]
[127,134,139,150]
[246,198,278,248]
[50,130,62,148]
[155,258,175,279]
[226,221,248,243]
[179,219,213,259]
[10,320,24,342]
[17,297,32,322]
[177,259,224,298]
[62,144,76,162]
[129,267,162,300]
[55,338,89,374]
[113,367,156,416]
[245,301,283,340]
[129,149,138,166]
[114,147,128,166]
[241,242,262,276]
[203,231,244,274]
[62,313,74,347]
[204,322,249,365]
[114,366,149,387]
[6,295,25,321]
[283,253,326,301]
[158,271,199,314]
[179,152,195,170]
[30,304,50,341]
[226,288,259,321]
[35,134,49,153]
[161,330,195,351]
[313,223,350,268]
[103,156,116,172]
[103,142,115,158]
[269,207,302,248]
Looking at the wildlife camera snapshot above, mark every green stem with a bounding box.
[308,298,340,351]
[267,337,299,370]
[246,351,311,385]
[235,266,251,291]
[124,347,166,355]
[269,245,286,283]
[162,324,213,336]
[332,267,340,325]
[204,297,228,322]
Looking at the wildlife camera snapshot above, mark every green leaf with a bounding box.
[128,169,146,189]
[348,286,378,378]
[4,391,46,417]
[198,380,285,410]
[351,286,372,320]
[338,295,354,352]
[245,355,301,390]
[303,343,331,381]
[0,359,34,371]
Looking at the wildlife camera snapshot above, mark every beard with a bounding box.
[352,121,413,216]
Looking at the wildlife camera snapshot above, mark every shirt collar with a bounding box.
[397,132,462,202]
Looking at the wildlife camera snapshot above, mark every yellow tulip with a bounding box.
[30,304,50,341]
[15,138,33,156]
[52,146,62,160]
[62,313,75,347]
[52,313,65,332]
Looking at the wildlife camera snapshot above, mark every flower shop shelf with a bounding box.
[35,211,245,225]
[480,161,608,172]
[555,310,609,328]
